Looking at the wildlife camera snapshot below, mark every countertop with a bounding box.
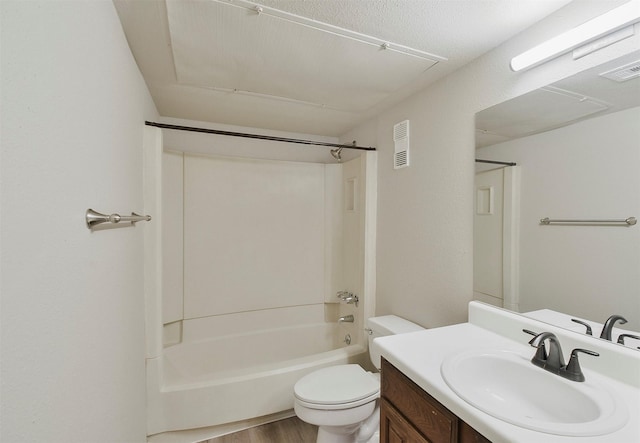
[372,302,640,443]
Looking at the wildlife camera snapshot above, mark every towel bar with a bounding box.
[540,217,636,226]
[86,208,151,229]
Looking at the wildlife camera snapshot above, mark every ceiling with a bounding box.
[114,0,572,137]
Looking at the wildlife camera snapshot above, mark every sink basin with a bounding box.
[441,349,628,436]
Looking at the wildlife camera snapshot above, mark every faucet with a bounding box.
[527,331,599,382]
[336,291,359,307]
[528,332,565,372]
[338,315,354,323]
[599,315,627,340]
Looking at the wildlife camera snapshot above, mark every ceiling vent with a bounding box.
[393,120,410,169]
[599,60,640,82]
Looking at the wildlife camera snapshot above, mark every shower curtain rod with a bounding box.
[475,159,517,166]
[145,121,376,151]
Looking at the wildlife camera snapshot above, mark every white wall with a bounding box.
[1,2,157,442]
[340,0,639,329]
[477,107,640,330]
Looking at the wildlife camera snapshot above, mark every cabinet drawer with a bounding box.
[381,359,458,443]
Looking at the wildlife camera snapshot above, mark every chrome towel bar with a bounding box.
[540,217,636,226]
[86,208,152,229]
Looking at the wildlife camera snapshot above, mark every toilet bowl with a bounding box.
[293,315,424,443]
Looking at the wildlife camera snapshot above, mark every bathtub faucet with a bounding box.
[339,315,355,323]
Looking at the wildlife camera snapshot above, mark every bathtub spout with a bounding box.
[338,315,354,323]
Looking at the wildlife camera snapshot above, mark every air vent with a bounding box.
[600,60,640,82]
[393,120,410,169]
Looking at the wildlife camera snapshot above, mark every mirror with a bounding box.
[474,51,640,348]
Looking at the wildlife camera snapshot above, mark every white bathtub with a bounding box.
[146,322,367,435]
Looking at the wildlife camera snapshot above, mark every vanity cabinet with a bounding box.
[381,358,491,443]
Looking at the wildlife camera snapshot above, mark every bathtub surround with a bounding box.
[183,154,325,318]
[144,122,377,435]
[1,1,158,442]
[158,141,374,337]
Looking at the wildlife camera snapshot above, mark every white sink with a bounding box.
[441,349,628,436]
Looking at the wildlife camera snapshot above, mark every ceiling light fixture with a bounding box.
[510,1,640,72]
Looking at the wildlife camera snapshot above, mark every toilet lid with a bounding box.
[294,364,379,405]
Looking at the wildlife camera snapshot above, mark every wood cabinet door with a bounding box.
[459,421,492,443]
[382,359,458,442]
[380,398,431,443]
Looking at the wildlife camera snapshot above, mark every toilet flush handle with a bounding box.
[364,328,373,335]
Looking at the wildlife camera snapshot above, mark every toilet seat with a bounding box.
[294,364,380,410]
[295,391,379,411]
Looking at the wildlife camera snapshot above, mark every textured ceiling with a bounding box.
[166,0,441,112]
[114,0,572,137]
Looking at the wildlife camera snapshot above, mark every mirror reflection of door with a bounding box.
[474,166,519,310]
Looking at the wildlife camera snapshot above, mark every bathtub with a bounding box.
[146,322,367,435]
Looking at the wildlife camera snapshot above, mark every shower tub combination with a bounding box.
[146,321,367,435]
[143,128,377,436]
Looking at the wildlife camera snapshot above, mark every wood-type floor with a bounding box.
[203,417,318,443]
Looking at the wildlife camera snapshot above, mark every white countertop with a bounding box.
[373,302,640,443]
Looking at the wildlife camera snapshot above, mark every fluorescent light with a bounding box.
[511,1,640,72]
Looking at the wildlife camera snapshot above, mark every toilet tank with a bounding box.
[367,315,424,369]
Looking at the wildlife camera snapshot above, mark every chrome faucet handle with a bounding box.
[600,315,627,340]
[528,332,565,371]
[617,333,640,345]
[336,291,359,306]
[565,348,599,382]
[571,318,593,335]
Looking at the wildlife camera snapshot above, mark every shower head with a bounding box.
[330,141,357,162]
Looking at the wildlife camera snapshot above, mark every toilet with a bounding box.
[294,315,424,443]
